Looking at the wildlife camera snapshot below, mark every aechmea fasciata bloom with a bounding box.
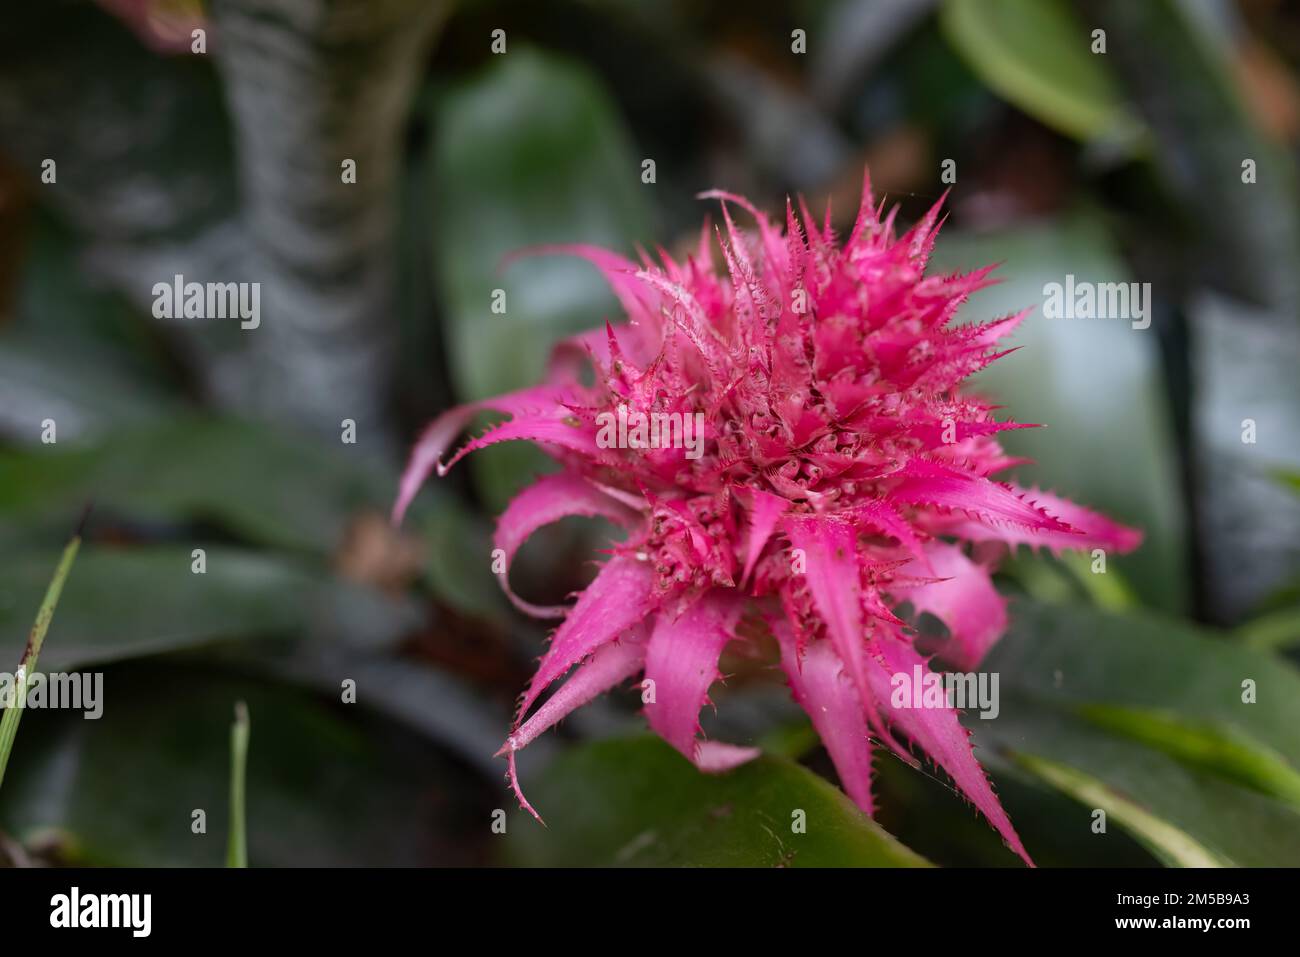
[394,171,1141,866]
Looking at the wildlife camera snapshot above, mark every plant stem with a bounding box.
[227,701,250,868]
[0,520,84,793]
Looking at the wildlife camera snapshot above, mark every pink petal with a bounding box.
[711,199,782,329]
[970,308,1030,347]
[643,591,758,770]
[907,417,1038,450]
[849,498,928,566]
[741,489,789,587]
[890,459,1074,534]
[631,269,732,383]
[516,555,659,724]
[774,622,875,815]
[499,632,647,822]
[438,412,600,475]
[494,474,641,619]
[547,323,642,382]
[846,166,880,252]
[865,631,1033,866]
[954,484,1143,555]
[693,741,762,772]
[392,385,590,525]
[696,189,788,292]
[784,516,906,757]
[783,516,869,701]
[894,542,1007,670]
[900,190,949,267]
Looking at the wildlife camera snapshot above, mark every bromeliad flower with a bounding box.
[393,171,1141,865]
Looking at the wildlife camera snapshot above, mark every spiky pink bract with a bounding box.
[395,171,1142,866]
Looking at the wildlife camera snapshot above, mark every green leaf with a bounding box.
[0,546,416,671]
[870,746,1159,867]
[419,503,511,622]
[0,194,188,445]
[1236,605,1300,652]
[1273,469,1300,497]
[503,736,930,867]
[991,601,1300,759]
[0,663,488,866]
[0,341,177,441]
[1075,703,1300,808]
[1057,551,1139,611]
[932,217,1188,614]
[974,600,1300,866]
[425,48,651,508]
[0,416,393,555]
[939,0,1141,144]
[10,212,183,391]
[1012,753,1227,867]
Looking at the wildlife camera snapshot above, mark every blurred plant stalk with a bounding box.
[227,701,249,868]
[0,515,83,793]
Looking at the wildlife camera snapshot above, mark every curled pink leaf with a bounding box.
[494,474,640,618]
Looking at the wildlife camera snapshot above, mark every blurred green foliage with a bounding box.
[0,0,1297,868]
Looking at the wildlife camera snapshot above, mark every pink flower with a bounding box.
[394,171,1141,865]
